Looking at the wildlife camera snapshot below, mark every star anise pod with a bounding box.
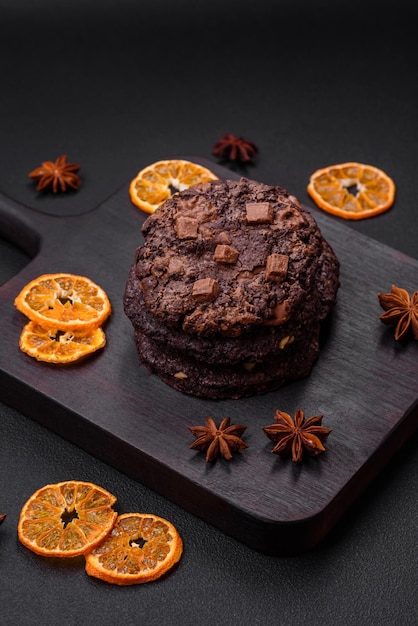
[28,154,81,193]
[377,284,418,341]
[212,133,258,163]
[189,417,248,462]
[262,409,332,464]
[0,513,6,525]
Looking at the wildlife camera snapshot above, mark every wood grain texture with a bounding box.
[0,159,417,555]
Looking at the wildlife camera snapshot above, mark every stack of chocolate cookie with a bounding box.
[123,177,340,399]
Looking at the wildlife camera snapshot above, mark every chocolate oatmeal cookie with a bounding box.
[125,264,322,365]
[124,177,339,398]
[133,329,321,399]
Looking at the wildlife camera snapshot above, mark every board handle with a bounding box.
[0,191,48,257]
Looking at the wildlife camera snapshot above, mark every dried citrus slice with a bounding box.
[129,159,218,214]
[85,512,183,585]
[14,273,111,331]
[19,321,106,363]
[307,162,395,220]
[18,481,118,558]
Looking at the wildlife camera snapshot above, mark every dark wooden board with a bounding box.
[1,159,417,555]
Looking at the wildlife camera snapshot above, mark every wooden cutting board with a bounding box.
[1,159,417,555]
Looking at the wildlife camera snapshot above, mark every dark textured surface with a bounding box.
[1,1,418,624]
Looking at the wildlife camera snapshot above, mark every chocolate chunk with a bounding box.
[265,254,288,282]
[246,202,273,224]
[288,194,301,208]
[265,299,290,325]
[214,230,232,245]
[167,256,184,276]
[192,278,220,302]
[214,244,239,264]
[175,215,199,239]
[277,208,306,229]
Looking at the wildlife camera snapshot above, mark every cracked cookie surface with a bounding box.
[128,178,339,338]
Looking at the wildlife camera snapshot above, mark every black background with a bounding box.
[1,1,417,624]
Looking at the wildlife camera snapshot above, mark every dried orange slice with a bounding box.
[14,273,111,331]
[18,481,118,558]
[129,159,218,214]
[307,162,395,220]
[85,512,183,585]
[19,321,106,363]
